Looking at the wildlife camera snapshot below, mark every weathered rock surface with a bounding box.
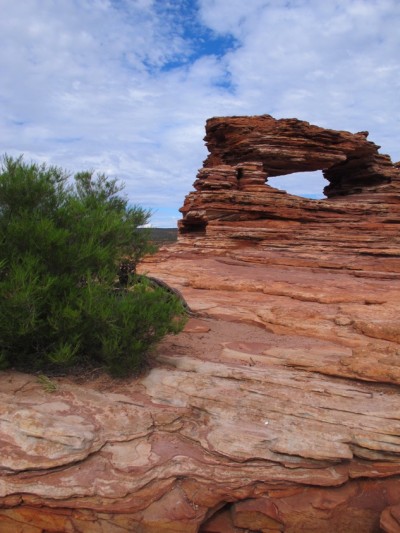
[1,115,400,532]
[179,115,400,274]
[202,115,398,197]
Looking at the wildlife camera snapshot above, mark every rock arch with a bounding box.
[179,115,400,262]
[200,115,397,197]
[178,115,400,264]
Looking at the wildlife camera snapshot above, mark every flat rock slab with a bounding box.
[0,249,399,532]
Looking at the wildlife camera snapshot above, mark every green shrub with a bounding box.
[0,155,186,376]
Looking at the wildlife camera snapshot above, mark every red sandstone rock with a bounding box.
[202,115,398,197]
[381,503,400,532]
[1,115,400,532]
[179,115,400,273]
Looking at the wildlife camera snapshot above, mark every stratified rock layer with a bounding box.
[202,115,398,196]
[1,116,400,532]
[179,115,400,272]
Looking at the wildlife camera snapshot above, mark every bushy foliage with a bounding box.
[0,155,186,376]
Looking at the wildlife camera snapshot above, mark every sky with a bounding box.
[1,0,399,227]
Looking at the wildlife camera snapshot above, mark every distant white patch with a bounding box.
[267,171,328,199]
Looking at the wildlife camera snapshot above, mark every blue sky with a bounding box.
[1,0,399,226]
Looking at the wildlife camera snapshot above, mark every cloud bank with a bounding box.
[1,0,399,226]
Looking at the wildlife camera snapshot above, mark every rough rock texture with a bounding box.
[179,115,400,273]
[1,115,400,532]
[202,115,398,197]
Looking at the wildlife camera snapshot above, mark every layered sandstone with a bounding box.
[202,115,398,197]
[179,115,400,273]
[1,116,400,532]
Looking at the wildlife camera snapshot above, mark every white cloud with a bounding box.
[0,0,399,225]
[198,0,400,141]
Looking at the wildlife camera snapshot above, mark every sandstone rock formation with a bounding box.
[202,115,397,197]
[1,116,400,532]
[179,115,400,273]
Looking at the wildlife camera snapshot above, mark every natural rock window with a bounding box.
[179,115,400,241]
[266,170,327,199]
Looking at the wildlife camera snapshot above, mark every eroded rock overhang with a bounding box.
[203,114,398,197]
[179,115,400,265]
